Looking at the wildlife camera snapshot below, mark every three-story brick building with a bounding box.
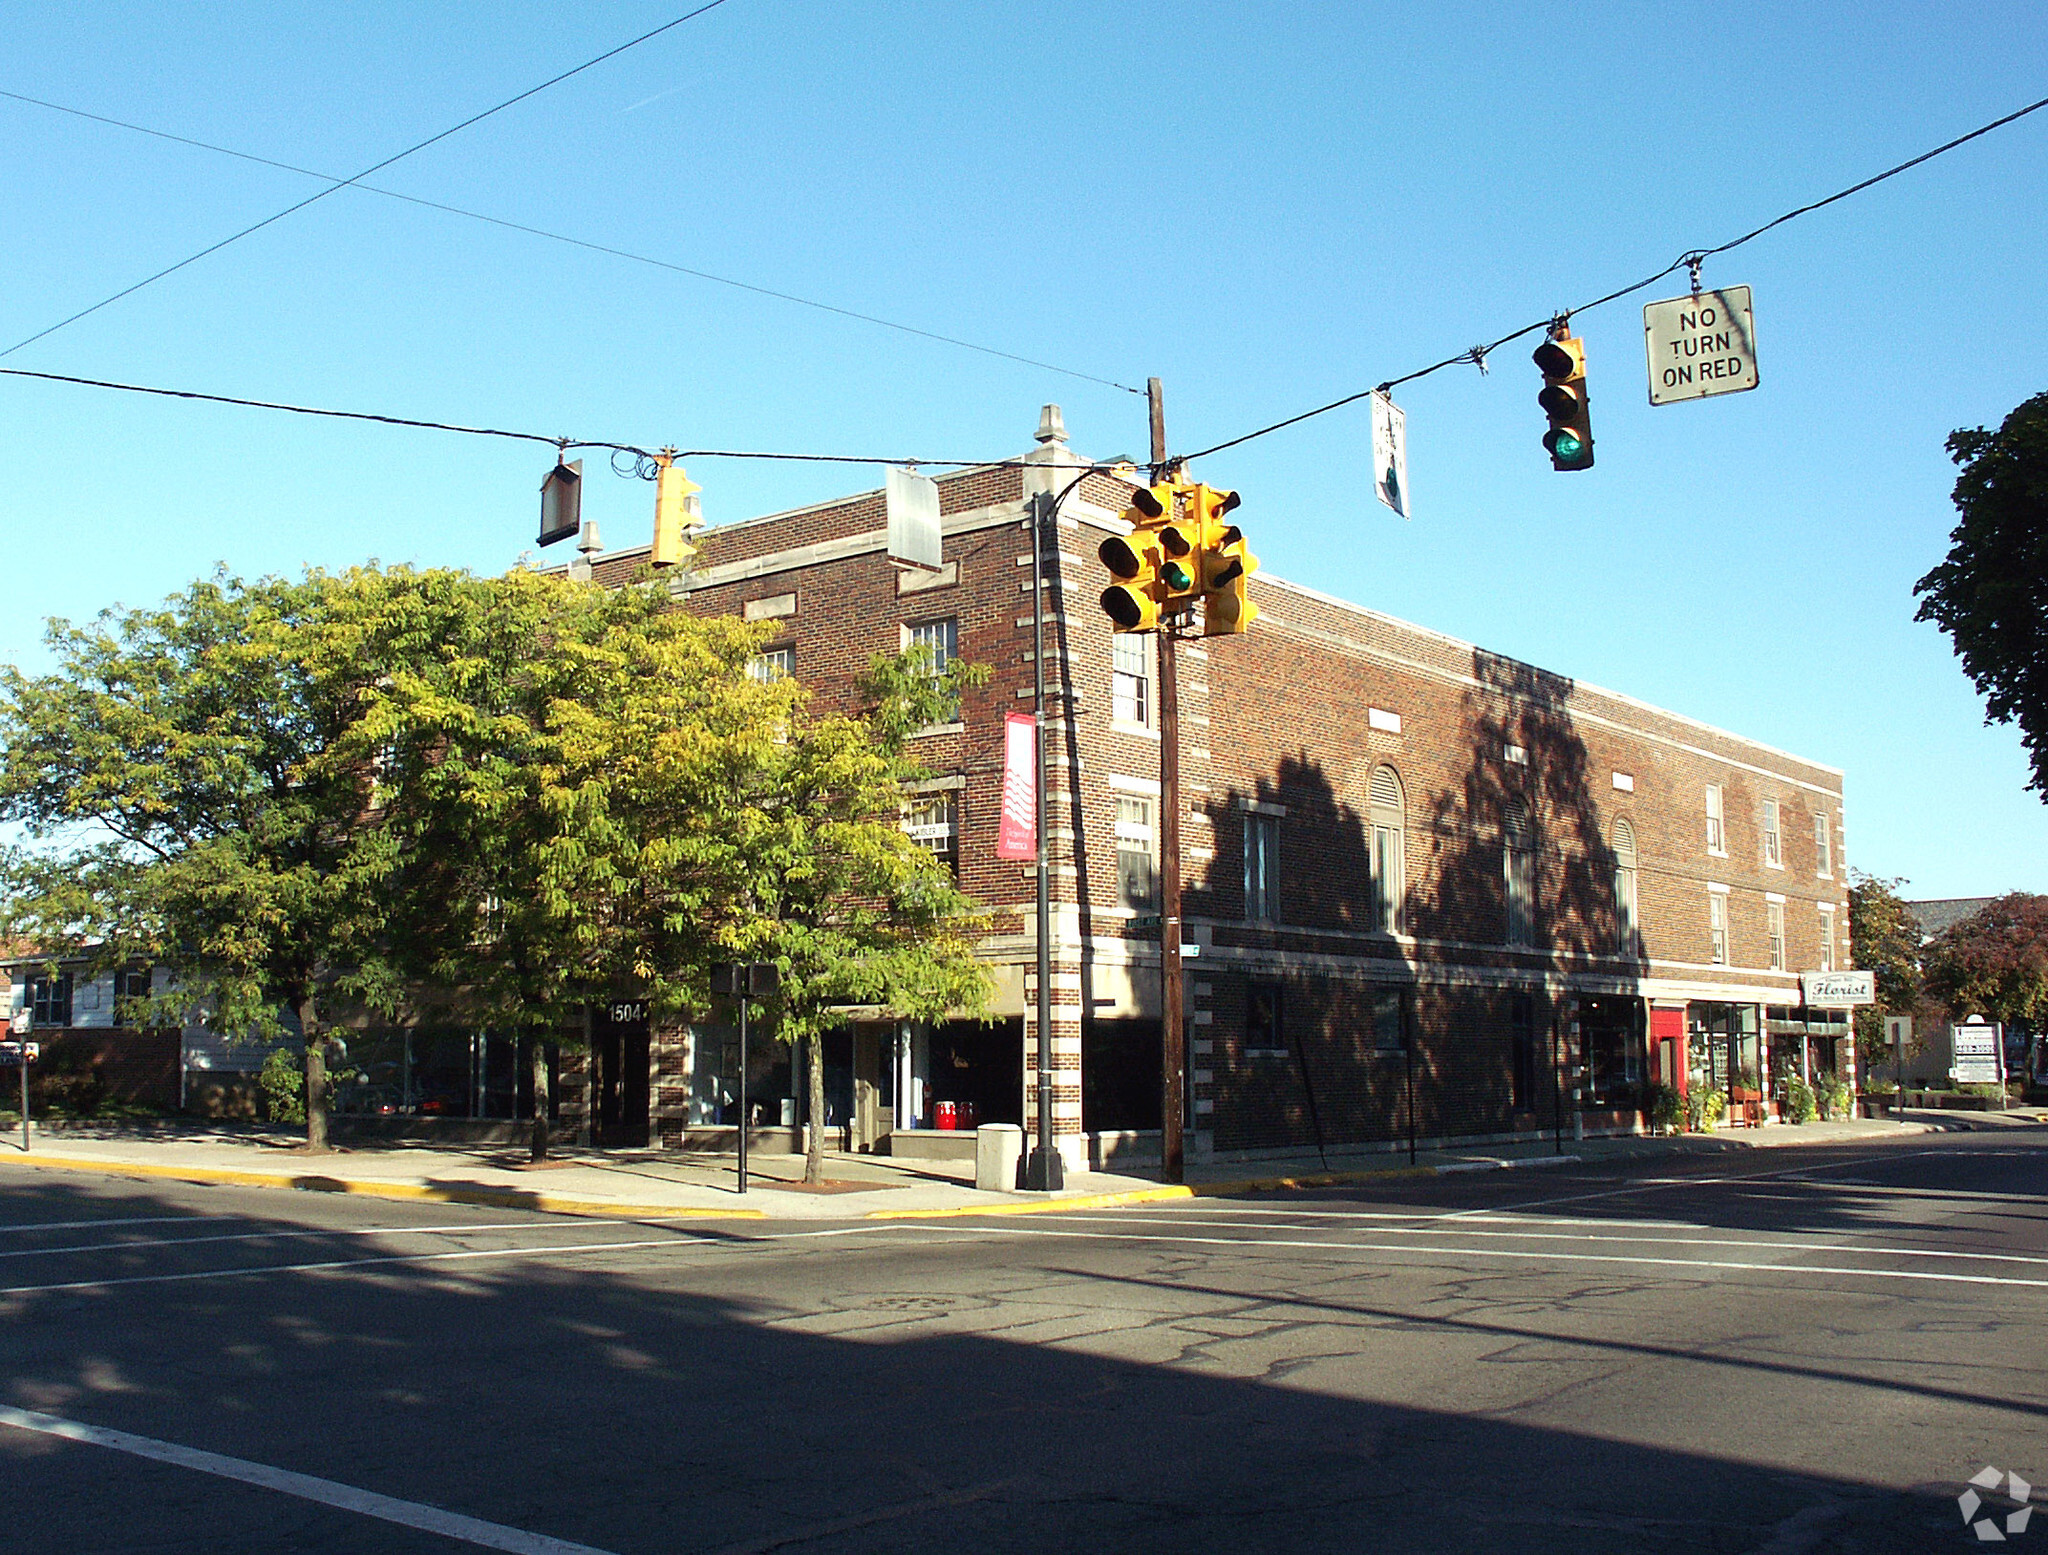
[573,407,1852,1166]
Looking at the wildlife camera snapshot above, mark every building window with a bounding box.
[1111,634,1150,727]
[1705,783,1725,855]
[902,793,959,877]
[1762,798,1782,868]
[1818,905,1836,972]
[1814,811,1832,878]
[1371,987,1409,1052]
[1244,811,1279,923]
[1245,980,1285,1056]
[29,973,72,1027]
[905,618,959,718]
[1767,899,1786,970]
[1708,890,1729,966]
[115,967,152,1024]
[1116,796,1158,909]
[1368,765,1405,935]
[1511,992,1540,1113]
[1504,800,1535,947]
[1612,818,1638,956]
[748,644,794,682]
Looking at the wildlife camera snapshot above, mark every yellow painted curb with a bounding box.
[866,1185,1195,1220]
[1,1153,766,1220]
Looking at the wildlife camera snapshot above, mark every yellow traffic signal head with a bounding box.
[1533,334,1593,472]
[652,459,704,567]
[1201,520,1260,636]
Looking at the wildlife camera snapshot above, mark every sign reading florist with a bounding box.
[1799,969,1874,1007]
[1643,286,1759,405]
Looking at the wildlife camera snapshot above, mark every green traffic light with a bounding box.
[1552,431,1583,459]
[1162,560,1194,591]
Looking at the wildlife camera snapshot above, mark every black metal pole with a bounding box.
[737,991,749,1195]
[1023,487,1064,1193]
[1404,1026,1416,1165]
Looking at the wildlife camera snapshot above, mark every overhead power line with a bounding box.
[0,87,1141,395]
[0,0,736,361]
[1182,90,2048,463]
[0,364,1028,469]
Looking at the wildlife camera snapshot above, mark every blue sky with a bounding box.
[1,1,2043,899]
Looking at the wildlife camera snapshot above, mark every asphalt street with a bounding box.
[2,1129,2043,1553]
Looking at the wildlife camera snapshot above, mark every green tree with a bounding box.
[1915,391,2048,794]
[1848,870,1925,1076]
[1922,892,2048,1029]
[0,570,404,1150]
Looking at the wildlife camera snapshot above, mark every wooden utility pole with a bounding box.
[1151,377,1186,1184]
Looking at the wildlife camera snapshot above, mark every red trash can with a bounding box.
[935,1100,957,1131]
[958,1100,977,1130]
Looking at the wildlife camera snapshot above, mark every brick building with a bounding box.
[565,407,1853,1166]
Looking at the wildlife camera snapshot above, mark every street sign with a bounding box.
[1129,914,1161,930]
[1370,390,1409,518]
[1950,1021,2004,1086]
[1884,1014,1912,1048]
[885,466,942,571]
[0,1041,38,1065]
[1643,286,1758,405]
[1800,969,1874,1007]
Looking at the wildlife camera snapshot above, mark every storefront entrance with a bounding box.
[590,1002,651,1148]
[1689,1002,1762,1126]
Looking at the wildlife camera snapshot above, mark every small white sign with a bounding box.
[1950,1021,2004,1085]
[1370,391,1409,519]
[1800,969,1874,1007]
[1644,286,1759,405]
[885,466,943,570]
[1884,1014,1912,1048]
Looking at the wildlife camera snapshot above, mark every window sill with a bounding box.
[910,721,966,739]
[1111,720,1161,741]
[1243,1047,1289,1059]
[1763,860,1785,871]
[1706,847,1728,859]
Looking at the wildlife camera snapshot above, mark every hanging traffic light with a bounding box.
[1099,481,1176,632]
[651,453,703,567]
[1534,331,1594,471]
[1189,485,1259,636]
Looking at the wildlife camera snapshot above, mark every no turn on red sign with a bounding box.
[1643,285,1759,404]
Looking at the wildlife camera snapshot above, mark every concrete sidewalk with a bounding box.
[0,1110,2030,1221]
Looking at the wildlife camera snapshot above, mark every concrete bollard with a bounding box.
[976,1122,1024,1192]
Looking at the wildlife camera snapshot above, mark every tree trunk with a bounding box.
[530,1036,551,1164]
[300,998,329,1153]
[805,1027,826,1184]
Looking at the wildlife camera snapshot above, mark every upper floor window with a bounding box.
[1504,800,1535,947]
[1705,784,1726,855]
[902,793,959,877]
[1612,818,1639,956]
[1111,634,1151,727]
[748,645,794,683]
[1116,796,1158,909]
[1708,889,1729,966]
[1767,899,1786,971]
[29,973,72,1027]
[1762,798,1783,868]
[1244,812,1279,923]
[1368,765,1405,935]
[1813,811,1832,878]
[904,618,959,719]
[1818,904,1836,973]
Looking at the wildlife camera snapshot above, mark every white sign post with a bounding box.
[1370,391,1409,519]
[1950,1021,2005,1089]
[1643,286,1759,405]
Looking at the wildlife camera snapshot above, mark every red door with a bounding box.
[1651,1007,1686,1092]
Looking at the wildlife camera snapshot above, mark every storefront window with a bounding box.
[1574,995,1645,1106]
[328,1029,553,1120]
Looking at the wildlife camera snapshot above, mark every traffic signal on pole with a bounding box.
[1099,481,1177,632]
[1189,485,1260,636]
[1533,333,1594,471]
[651,455,703,567]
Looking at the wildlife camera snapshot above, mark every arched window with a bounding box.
[1612,817,1639,956]
[1504,799,1535,946]
[1368,765,1405,934]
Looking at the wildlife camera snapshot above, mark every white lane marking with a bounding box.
[0,1219,632,1261]
[0,1214,259,1236]
[0,1222,912,1296]
[934,1223,2048,1290]
[1040,1213,2048,1267]
[0,1404,617,1555]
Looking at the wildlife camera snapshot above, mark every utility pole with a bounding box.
[1023,481,1064,1193]
[1151,377,1186,1184]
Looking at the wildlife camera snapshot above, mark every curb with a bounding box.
[0,1153,768,1220]
[866,1185,1196,1220]
[1191,1153,1583,1197]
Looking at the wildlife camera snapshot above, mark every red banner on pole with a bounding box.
[996,711,1038,860]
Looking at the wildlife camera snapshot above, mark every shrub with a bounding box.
[258,1048,305,1124]
[1817,1077,1854,1120]
[1783,1073,1819,1124]
[1649,1084,1684,1133]
[1686,1086,1728,1133]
